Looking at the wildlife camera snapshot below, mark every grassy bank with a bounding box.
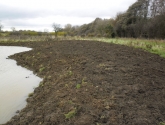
[101,38,165,58]
[73,37,165,58]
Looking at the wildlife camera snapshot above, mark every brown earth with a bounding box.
[1,40,165,125]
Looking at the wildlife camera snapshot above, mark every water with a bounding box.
[0,46,42,124]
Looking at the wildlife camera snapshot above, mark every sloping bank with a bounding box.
[1,40,165,125]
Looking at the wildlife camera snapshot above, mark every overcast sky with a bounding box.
[0,0,137,31]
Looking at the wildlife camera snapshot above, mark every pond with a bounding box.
[0,46,42,124]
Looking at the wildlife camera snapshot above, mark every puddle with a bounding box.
[0,46,42,124]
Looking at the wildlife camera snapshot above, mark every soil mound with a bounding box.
[2,40,165,125]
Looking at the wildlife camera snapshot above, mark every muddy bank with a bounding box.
[1,40,165,125]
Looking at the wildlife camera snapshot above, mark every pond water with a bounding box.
[0,46,42,124]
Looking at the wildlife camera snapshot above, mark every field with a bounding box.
[1,40,165,125]
[1,36,165,58]
[74,37,165,58]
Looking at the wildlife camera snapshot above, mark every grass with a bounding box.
[104,38,165,58]
[39,81,45,87]
[160,122,165,125]
[0,36,51,42]
[39,67,45,72]
[67,70,73,76]
[72,37,165,58]
[28,92,33,97]
[64,108,77,119]
[39,65,45,72]
[0,35,68,43]
[76,84,81,89]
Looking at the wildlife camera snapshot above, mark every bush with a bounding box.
[111,32,116,38]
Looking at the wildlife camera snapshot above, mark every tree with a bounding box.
[44,29,49,33]
[10,27,17,36]
[11,27,16,32]
[114,12,128,37]
[64,24,72,35]
[52,23,61,37]
[44,29,49,36]
[0,21,4,32]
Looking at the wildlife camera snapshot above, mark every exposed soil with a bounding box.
[1,40,165,125]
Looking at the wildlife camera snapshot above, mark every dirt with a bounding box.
[1,40,165,125]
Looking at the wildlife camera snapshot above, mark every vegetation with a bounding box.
[72,37,165,58]
[39,67,45,72]
[76,84,81,89]
[67,71,73,76]
[0,30,67,42]
[0,21,3,33]
[114,0,165,39]
[160,122,165,125]
[64,108,77,119]
[62,0,165,39]
[100,38,165,58]
[63,18,115,38]
[28,92,33,97]
[52,23,62,37]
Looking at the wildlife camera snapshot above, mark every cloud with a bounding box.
[0,4,46,20]
[0,0,137,31]
[0,3,112,20]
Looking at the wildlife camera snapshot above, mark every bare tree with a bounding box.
[11,27,16,32]
[44,29,49,33]
[44,29,49,36]
[52,23,61,37]
[0,21,4,32]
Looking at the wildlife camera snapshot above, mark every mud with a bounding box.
[1,40,165,125]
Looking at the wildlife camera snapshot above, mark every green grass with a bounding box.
[159,122,165,125]
[39,67,45,72]
[64,108,77,119]
[28,92,33,97]
[102,38,165,58]
[67,70,73,76]
[76,84,81,89]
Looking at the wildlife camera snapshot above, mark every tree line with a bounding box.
[63,0,165,39]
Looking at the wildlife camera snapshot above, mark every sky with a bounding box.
[0,0,137,32]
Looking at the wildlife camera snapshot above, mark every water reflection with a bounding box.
[0,46,42,124]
